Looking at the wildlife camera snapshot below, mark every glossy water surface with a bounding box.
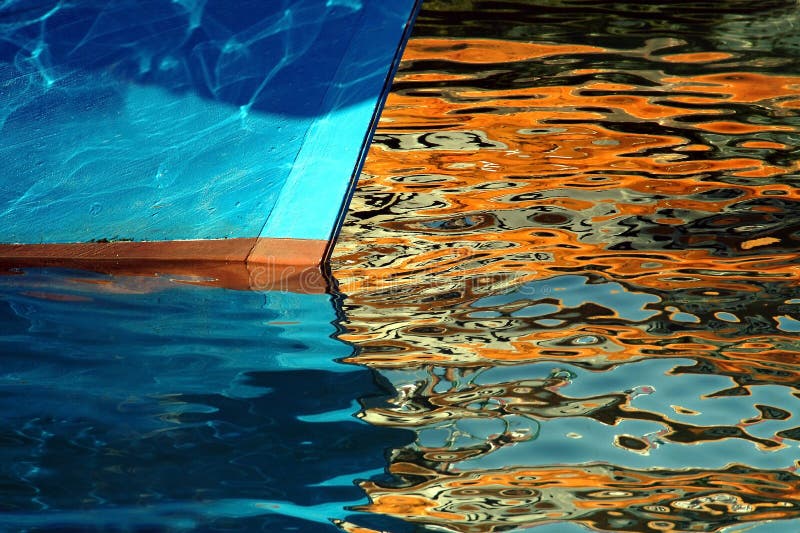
[0,269,414,531]
[3,1,800,532]
[331,1,800,531]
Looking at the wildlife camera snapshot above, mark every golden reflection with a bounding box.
[332,11,800,532]
[333,37,800,373]
[355,464,800,532]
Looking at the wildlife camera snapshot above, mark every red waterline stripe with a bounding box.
[0,238,328,293]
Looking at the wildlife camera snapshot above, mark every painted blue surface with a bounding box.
[0,0,417,244]
[262,1,418,242]
[0,268,414,531]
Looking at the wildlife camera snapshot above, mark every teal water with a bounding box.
[0,269,414,531]
[3,1,800,532]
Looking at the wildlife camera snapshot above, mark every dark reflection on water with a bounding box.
[332,1,800,531]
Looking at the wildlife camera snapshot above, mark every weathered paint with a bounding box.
[0,238,328,292]
[0,0,419,275]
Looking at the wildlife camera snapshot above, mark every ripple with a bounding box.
[332,1,800,531]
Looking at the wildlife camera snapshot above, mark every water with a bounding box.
[2,1,800,532]
[0,269,413,531]
[330,1,800,531]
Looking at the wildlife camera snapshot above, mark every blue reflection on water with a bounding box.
[380,359,800,473]
[473,275,661,322]
[0,269,413,531]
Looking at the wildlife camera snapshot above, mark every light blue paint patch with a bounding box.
[0,0,418,245]
[262,1,418,242]
[1,85,297,242]
[777,315,800,332]
[474,275,660,322]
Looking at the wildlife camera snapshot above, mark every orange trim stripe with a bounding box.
[0,238,328,293]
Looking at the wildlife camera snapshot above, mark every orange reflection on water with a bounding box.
[402,38,606,64]
[334,36,800,364]
[332,31,800,533]
[355,464,800,533]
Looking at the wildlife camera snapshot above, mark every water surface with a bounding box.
[331,1,800,531]
[2,2,800,532]
[0,269,413,531]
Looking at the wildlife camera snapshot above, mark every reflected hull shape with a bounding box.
[0,0,420,287]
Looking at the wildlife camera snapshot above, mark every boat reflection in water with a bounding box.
[332,1,800,531]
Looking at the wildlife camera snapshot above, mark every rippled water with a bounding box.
[3,2,800,532]
[0,269,416,531]
[331,1,800,531]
